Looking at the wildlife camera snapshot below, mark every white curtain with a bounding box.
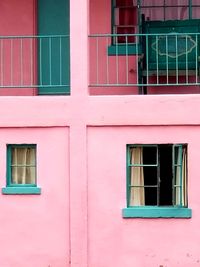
[175,146,187,206]
[129,147,145,206]
[12,148,36,184]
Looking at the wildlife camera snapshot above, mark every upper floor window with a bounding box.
[112,0,137,44]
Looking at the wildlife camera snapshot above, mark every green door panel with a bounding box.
[143,20,200,70]
[37,0,70,95]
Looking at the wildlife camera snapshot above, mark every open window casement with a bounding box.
[127,144,188,207]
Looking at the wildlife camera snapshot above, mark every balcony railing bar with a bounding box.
[89,33,200,88]
[0,35,70,89]
[106,36,109,84]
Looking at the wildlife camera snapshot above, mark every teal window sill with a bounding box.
[107,44,142,56]
[122,207,192,218]
[2,187,41,195]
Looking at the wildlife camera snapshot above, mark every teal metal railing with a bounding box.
[0,35,70,93]
[89,33,200,90]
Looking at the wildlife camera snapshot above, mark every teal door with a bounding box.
[38,0,70,95]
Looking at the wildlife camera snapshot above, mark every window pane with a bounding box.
[145,187,158,206]
[129,186,145,206]
[143,166,157,185]
[116,0,134,7]
[130,167,144,186]
[12,147,36,165]
[11,166,36,185]
[143,146,157,164]
[10,146,36,185]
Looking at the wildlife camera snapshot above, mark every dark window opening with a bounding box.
[127,144,187,207]
[143,145,173,206]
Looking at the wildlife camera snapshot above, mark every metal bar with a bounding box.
[128,164,158,167]
[196,34,198,84]
[186,36,189,84]
[166,35,169,84]
[175,35,178,84]
[164,0,166,21]
[39,38,42,85]
[156,35,159,84]
[189,0,192,19]
[11,39,13,86]
[20,38,23,86]
[59,36,62,85]
[30,38,33,86]
[125,35,129,84]
[146,35,149,85]
[116,37,119,85]
[49,37,52,86]
[96,37,99,85]
[129,185,158,188]
[136,35,139,85]
[106,36,109,85]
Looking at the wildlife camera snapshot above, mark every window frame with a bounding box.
[2,144,41,195]
[123,144,192,218]
[108,0,140,56]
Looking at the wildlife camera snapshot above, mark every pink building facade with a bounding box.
[0,1,200,267]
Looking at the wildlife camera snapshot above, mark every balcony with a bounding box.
[0,35,70,96]
[89,32,200,95]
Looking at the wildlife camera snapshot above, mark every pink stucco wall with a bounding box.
[0,127,69,267]
[88,125,200,267]
[0,0,200,267]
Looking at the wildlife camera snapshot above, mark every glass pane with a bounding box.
[11,166,36,185]
[192,7,200,19]
[115,7,136,26]
[116,0,134,7]
[129,186,145,206]
[11,147,36,166]
[141,0,164,7]
[130,167,144,186]
[145,187,158,206]
[143,166,157,185]
[143,146,157,165]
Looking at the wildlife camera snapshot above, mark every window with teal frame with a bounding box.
[122,144,192,218]
[108,0,139,55]
[2,145,41,195]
